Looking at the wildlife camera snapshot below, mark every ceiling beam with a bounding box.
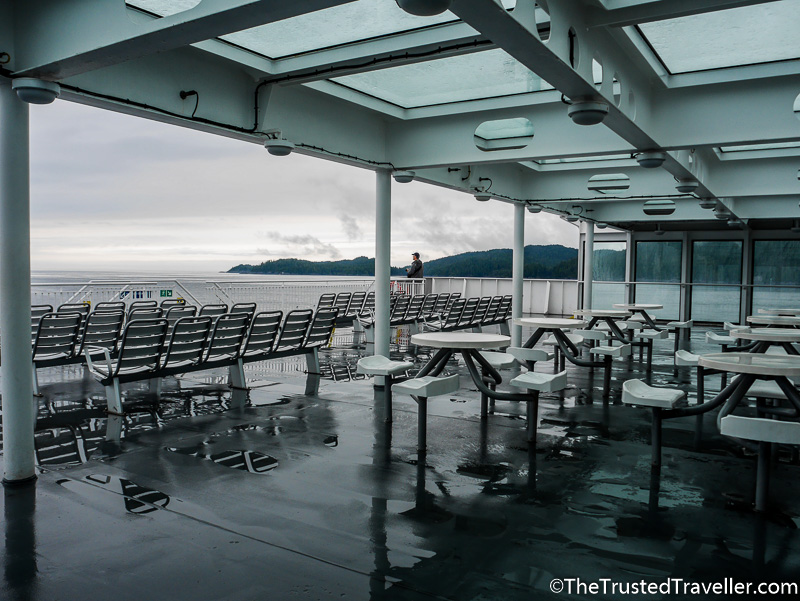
[11,0,355,79]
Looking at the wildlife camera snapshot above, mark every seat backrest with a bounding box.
[317,293,336,309]
[128,300,158,316]
[57,302,91,317]
[230,302,257,323]
[333,292,352,315]
[432,293,450,315]
[404,295,425,321]
[77,310,125,354]
[165,305,198,325]
[457,298,480,326]
[204,313,250,363]
[421,294,438,317]
[497,295,513,320]
[348,291,367,315]
[361,291,375,315]
[199,304,228,317]
[241,311,283,357]
[482,296,502,323]
[161,316,212,369]
[274,309,314,352]
[471,297,492,325]
[33,312,83,360]
[128,307,164,322]
[390,295,411,319]
[160,299,186,309]
[31,304,54,341]
[442,298,467,330]
[113,318,169,377]
[304,308,339,348]
[94,301,126,313]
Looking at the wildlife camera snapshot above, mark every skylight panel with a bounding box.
[638,1,800,74]
[330,49,552,109]
[127,0,515,59]
[719,141,800,153]
[538,153,631,165]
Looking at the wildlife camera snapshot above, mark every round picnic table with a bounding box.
[573,308,632,343]
[729,327,800,355]
[613,303,663,330]
[757,308,800,316]
[746,315,800,328]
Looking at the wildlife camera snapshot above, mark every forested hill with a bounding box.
[228,244,578,279]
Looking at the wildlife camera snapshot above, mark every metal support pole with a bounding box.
[583,222,594,311]
[374,169,391,360]
[511,203,524,347]
[0,82,35,485]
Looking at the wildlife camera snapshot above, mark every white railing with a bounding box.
[428,277,579,316]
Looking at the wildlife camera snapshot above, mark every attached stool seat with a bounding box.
[510,370,568,444]
[622,379,686,467]
[636,328,669,369]
[478,351,517,370]
[590,344,632,397]
[597,321,628,332]
[543,333,584,372]
[573,328,608,352]
[674,349,699,366]
[667,319,693,356]
[724,322,748,332]
[506,346,554,370]
[357,355,413,423]
[392,374,460,453]
[706,331,736,348]
[721,415,800,511]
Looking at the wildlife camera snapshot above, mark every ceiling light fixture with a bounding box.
[12,78,60,104]
[698,198,717,210]
[596,222,608,229]
[474,189,492,202]
[264,132,295,156]
[635,150,667,169]
[714,208,729,220]
[395,0,452,16]
[392,170,415,183]
[675,178,699,194]
[527,204,542,213]
[567,97,609,126]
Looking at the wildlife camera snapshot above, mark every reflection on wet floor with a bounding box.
[3,326,800,600]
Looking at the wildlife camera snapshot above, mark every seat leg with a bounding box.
[480,389,488,419]
[559,352,566,372]
[305,348,320,374]
[646,340,653,371]
[105,379,123,415]
[148,378,162,398]
[755,441,771,512]
[229,359,247,389]
[526,391,540,444]
[416,395,428,453]
[385,376,393,424]
[603,356,612,399]
[499,321,510,337]
[651,408,663,467]
[32,364,40,396]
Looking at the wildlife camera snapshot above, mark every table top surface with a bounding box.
[574,309,631,317]
[758,308,800,316]
[698,352,800,376]
[410,332,511,349]
[613,303,663,311]
[746,315,800,326]
[513,317,587,329]
[730,327,800,342]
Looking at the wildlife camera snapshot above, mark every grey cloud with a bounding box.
[339,214,362,241]
[266,232,342,259]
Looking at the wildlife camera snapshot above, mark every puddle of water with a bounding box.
[167,445,278,474]
[57,474,170,514]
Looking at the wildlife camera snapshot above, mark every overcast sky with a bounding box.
[28,100,577,274]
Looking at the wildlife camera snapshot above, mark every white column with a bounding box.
[374,169,391,358]
[511,203,524,347]
[583,222,594,310]
[0,82,35,485]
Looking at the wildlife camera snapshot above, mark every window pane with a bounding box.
[635,241,681,283]
[593,242,626,282]
[690,240,742,322]
[592,283,626,308]
[634,284,679,320]
[753,240,800,312]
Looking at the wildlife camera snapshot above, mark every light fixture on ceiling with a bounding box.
[727,217,742,227]
[655,224,665,236]
[12,78,60,104]
[395,0,452,16]
[264,132,295,156]
[567,97,609,126]
[791,219,800,233]
[713,207,729,220]
[392,170,415,183]
[698,198,717,209]
[635,150,667,169]
[527,204,542,213]
[564,215,580,223]
[596,222,608,229]
[675,178,699,194]
[474,189,492,202]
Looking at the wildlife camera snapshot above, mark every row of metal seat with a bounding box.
[81,307,338,414]
[422,295,512,334]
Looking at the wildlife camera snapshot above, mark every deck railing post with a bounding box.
[0,81,36,485]
[583,221,594,311]
[511,203,525,347]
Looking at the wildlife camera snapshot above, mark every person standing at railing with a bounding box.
[406,252,424,279]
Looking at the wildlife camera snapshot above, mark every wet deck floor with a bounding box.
[2,325,800,600]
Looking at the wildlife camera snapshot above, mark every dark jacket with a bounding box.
[406,259,423,278]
